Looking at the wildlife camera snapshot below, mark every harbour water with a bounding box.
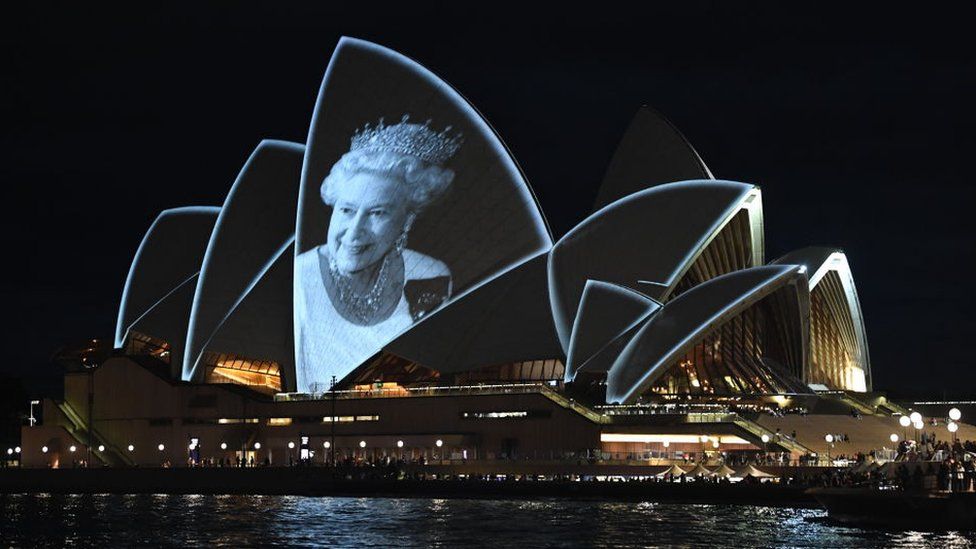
[1,494,975,547]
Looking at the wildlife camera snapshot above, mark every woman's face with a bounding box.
[327,171,412,274]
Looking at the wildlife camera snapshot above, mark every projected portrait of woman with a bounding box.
[295,115,461,390]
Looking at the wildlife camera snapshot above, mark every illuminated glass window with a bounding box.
[267,417,293,426]
[126,331,172,364]
[321,415,379,423]
[461,410,550,419]
[202,351,282,394]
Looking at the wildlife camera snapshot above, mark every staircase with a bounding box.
[56,400,134,466]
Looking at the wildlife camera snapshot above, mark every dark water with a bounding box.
[1,494,975,548]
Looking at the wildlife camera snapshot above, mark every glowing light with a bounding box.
[825,434,834,443]
[909,412,922,423]
[711,440,719,448]
[14,446,21,453]
[253,442,261,450]
[42,446,49,453]
[948,422,959,433]
[601,433,749,444]
[98,445,105,452]
[761,434,770,443]
[435,439,443,448]
[359,441,366,449]
[913,420,924,430]
[158,444,165,451]
[323,441,331,449]
[890,434,899,443]
[220,443,228,450]
[5,448,11,456]
[397,440,404,448]
[70,445,77,453]
[699,435,708,443]
[899,416,911,427]
[949,408,962,421]
[662,440,670,448]
[288,442,296,449]
[127,444,135,452]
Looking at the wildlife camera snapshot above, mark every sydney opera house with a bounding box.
[21,38,908,469]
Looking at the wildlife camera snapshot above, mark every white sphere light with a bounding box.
[761,434,770,443]
[220,442,228,450]
[41,446,49,453]
[712,440,720,448]
[909,411,922,423]
[825,434,834,443]
[913,420,924,430]
[890,434,899,443]
[288,441,296,449]
[397,440,404,448]
[899,416,912,427]
[662,440,670,448]
[253,442,261,450]
[127,444,134,452]
[158,444,165,451]
[15,446,21,453]
[6,448,11,456]
[323,441,331,449]
[359,440,366,448]
[435,439,444,448]
[948,422,959,433]
[949,408,962,421]
[98,445,105,452]
[70,445,77,452]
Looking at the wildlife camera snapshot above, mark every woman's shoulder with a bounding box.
[296,245,325,270]
[402,249,450,280]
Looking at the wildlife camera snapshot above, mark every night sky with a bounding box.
[2,4,973,398]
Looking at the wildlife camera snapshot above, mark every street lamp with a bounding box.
[949,408,962,421]
[288,441,296,449]
[948,421,959,442]
[127,444,134,452]
[15,447,21,454]
[909,411,922,424]
[98,445,105,453]
[330,375,337,469]
[253,442,261,450]
[890,433,899,443]
[158,444,165,451]
[29,400,40,427]
[220,442,228,450]
[41,446,48,453]
[824,434,834,464]
[70,445,77,453]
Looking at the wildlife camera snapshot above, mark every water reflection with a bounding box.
[1,494,974,548]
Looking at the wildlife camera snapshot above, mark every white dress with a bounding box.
[294,246,448,392]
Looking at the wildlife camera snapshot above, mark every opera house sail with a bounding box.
[20,37,888,470]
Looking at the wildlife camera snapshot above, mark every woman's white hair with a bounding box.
[321,149,454,213]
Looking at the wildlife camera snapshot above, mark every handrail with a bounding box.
[56,400,134,467]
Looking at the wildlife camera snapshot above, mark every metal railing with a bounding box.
[56,400,134,467]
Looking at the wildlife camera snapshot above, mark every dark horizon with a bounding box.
[2,4,974,399]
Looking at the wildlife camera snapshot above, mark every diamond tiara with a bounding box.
[350,115,462,165]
